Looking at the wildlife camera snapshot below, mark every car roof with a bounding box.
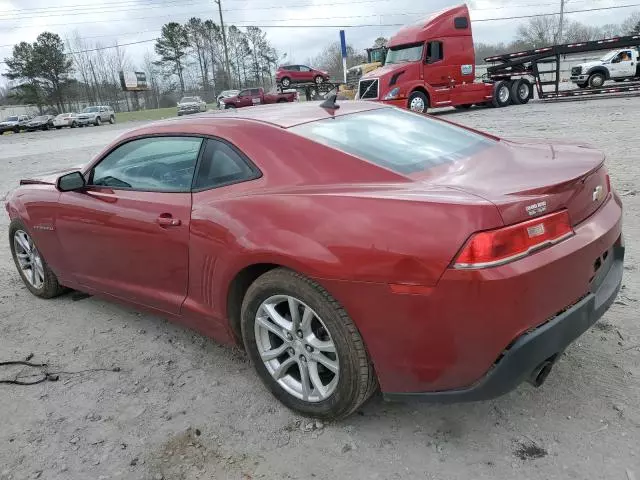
[154,101,387,129]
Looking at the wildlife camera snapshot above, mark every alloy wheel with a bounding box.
[13,230,45,290]
[254,294,339,402]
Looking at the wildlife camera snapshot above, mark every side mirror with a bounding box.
[57,171,86,192]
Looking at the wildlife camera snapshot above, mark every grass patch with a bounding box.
[116,104,218,123]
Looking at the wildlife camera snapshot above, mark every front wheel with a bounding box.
[588,72,606,88]
[407,91,429,114]
[109,116,115,124]
[242,268,377,419]
[314,75,325,85]
[281,77,291,88]
[9,220,65,299]
[95,117,101,126]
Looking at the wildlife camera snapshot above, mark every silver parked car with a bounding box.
[76,106,115,127]
[177,96,207,116]
[53,113,78,129]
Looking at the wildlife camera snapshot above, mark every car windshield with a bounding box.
[600,51,617,62]
[290,108,495,175]
[6,116,18,122]
[83,107,100,113]
[180,97,198,103]
[385,43,424,64]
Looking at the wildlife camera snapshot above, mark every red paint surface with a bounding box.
[4,102,623,394]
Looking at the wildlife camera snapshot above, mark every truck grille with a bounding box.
[571,66,582,75]
[346,70,361,89]
[358,79,379,100]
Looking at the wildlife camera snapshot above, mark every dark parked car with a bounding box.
[276,65,330,87]
[0,115,32,134]
[4,102,623,419]
[24,115,55,131]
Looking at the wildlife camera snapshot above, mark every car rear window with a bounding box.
[290,108,495,174]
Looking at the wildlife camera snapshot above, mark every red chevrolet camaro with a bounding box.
[5,101,624,418]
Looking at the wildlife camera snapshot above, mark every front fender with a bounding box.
[586,66,610,79]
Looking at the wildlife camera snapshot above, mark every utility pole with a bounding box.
[558,0,565,44]
[215,0,232,88]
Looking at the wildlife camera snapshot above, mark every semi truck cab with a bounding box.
[358,4,495,113]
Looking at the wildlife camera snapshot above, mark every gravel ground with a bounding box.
[1,99,639,480]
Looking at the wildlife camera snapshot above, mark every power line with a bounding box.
[1,1,638,48]
[0,0,608,19]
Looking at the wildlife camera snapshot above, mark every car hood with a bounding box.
[78,112,97,117]
[19,166,85,186]
[574,60,603,70]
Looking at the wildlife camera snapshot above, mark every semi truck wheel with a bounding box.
[407,91,429,114]
[492,81,512,107]
[588,72,605,88]
[510,78,532,105]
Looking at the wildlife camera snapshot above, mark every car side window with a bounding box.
[250,88,261,95]
[299,65,311,72]
[193,139,259,190]
[239,89,250,96]
[90,136,203,192]
[288,65,300,72]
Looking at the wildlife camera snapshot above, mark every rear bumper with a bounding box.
[319,193,623,396]
[384,242,624,402]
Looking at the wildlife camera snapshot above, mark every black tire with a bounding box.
[95,117,101,126]
[407,90,429,114]
[71,122,77,128]
[314,75,324,85]
[13,127,19,134]
[9,219,65,299]
[56,126,62,130]
[510,78,532,105]
[281,77,291,88]
[614,79,625,83]
[576,82,588,89]
[109,116,115,124]
[277,98,288,103]
[241,268,377,419]
[454,104,473,110]
[588,72,606,88]
[492,80,512,107]
[225,104,236,109]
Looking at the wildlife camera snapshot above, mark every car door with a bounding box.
[610,50,636,78]
[298,65,313,82]
[287,65,301,81]
[237,90,252,107]
[54,135,203,314]
[249,88,263,105]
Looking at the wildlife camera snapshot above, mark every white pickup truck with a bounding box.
[570,48,640,88]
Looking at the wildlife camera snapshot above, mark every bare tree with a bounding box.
[516,16,559,47]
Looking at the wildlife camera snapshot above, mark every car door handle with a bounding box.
[156,215,181,227]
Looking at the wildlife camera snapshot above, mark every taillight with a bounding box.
[606,174,611,194]
[453,210,574,269]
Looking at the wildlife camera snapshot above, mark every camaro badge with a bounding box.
[525,201,547,216]
[593,185,604,202]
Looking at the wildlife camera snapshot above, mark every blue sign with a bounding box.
[339,30,347,59]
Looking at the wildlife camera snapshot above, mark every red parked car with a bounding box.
[276,64,330,88]
[221,87,297,109]
[5,102,623,419]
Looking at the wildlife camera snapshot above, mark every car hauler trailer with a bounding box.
[358,4,640,113]
[485,35,640,101]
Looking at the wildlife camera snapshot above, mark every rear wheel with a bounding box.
[95,117,101,126]
[56,126,62,130]
[492,80,512,107]
[13,127,20,134]
[407,91,429,114]
[9,220,65,299]
[242,268,377,419]
[588,72,606,88]
[510,78,532,105]
[314,75,324,85]
[281,77,291,88]
[71,121,77,128]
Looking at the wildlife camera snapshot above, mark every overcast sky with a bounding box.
[0,0,633,80]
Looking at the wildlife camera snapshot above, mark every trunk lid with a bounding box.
[420,138,608,226]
